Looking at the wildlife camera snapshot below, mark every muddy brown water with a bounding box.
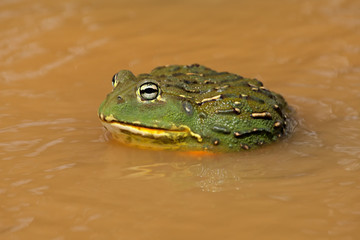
[1,0,360,239]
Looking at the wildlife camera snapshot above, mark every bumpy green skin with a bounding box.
[98,64,290,152]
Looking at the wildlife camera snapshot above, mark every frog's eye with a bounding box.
[139,82,160,100]
[112,74,119,88]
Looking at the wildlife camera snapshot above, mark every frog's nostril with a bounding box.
[117,95,123,103]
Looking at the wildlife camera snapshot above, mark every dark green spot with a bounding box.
[212,125,231,134]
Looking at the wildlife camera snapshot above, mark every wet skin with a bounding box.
[98,64,291,152]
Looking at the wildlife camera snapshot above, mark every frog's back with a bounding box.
[136,64,290,151]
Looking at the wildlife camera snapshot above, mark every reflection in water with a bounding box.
[98,146,323,193]
[119,163,169,179]
[1,0,360,239]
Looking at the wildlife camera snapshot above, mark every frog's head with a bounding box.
[98,70,202,149]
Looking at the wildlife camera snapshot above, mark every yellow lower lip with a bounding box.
[98,112,203,149]
[101,120,189,138]
[98,113,203,146]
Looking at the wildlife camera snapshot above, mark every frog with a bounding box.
[98,64,291,152]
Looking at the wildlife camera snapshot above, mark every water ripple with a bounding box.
[0,118,76,133]
[25,137,64,157]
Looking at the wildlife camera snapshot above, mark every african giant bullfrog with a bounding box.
[98,64,291,152]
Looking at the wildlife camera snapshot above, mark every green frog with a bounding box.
[98,64,291,152]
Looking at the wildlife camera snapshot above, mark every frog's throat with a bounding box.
[99,114,202,143]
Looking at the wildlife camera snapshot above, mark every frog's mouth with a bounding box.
[98,113,202,143]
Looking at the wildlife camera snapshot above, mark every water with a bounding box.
[1,0,360,239]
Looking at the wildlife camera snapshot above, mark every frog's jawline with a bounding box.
[99,119,190,139]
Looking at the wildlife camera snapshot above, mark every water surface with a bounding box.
[1,0,360,239]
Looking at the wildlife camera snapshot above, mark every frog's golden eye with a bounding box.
[139,82,159,100]
[112,74,119,88]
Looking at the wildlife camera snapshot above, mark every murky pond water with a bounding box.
[1,0,360,239]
